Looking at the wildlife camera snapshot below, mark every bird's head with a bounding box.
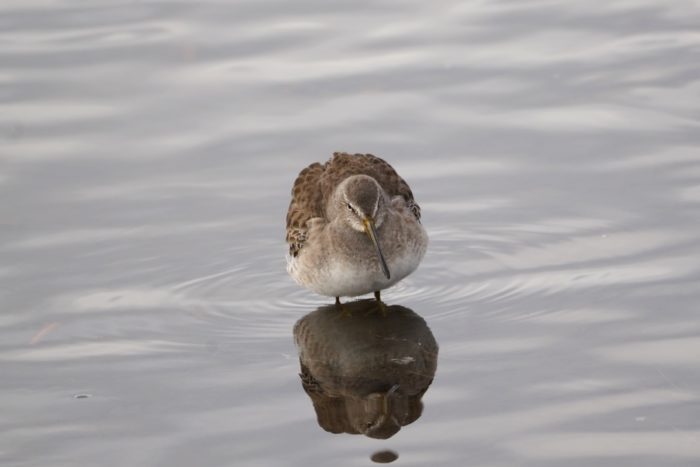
[332,175,390,279]
[349,384,404,439]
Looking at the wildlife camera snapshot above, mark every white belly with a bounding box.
[315,248,423,297]
[287,223,427,298]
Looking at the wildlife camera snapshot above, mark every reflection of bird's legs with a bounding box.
[374,290,388,316]
[335,296,352,318]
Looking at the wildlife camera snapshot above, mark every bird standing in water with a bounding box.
[286,152,427,307]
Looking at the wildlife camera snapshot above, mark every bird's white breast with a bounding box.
[287,224,427,298]
[287,197,428,298]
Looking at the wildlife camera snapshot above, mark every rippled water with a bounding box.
[2,0,700,465]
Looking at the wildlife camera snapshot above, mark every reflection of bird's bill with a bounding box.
[383,384,400,413]
[363,217,391,279]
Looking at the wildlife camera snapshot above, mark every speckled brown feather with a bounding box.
[286,152,421,257]
[285,162,325,257]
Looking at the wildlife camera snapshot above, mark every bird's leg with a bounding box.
[374,290,389,317]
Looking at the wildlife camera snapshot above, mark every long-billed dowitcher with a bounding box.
[286,152,428,304]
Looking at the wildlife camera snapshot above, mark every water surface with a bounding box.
[2,0,700,466]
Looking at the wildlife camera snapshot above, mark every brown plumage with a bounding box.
[285,152,428,300]
[286,152,421,258]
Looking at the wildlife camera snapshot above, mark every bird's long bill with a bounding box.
[363,217,391,280]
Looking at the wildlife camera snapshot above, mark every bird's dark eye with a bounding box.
[346,203,354,212]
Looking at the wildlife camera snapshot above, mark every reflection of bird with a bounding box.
[293,300,438,439]
[286,153,428,305]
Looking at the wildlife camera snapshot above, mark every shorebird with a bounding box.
[286,152,428,306]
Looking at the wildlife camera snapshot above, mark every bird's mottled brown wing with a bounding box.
[286,162,325,257]
[321,152,421,220]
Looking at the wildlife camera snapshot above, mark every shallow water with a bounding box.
[2,0,700,465]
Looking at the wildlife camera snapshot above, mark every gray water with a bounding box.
[2,0,700,465]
